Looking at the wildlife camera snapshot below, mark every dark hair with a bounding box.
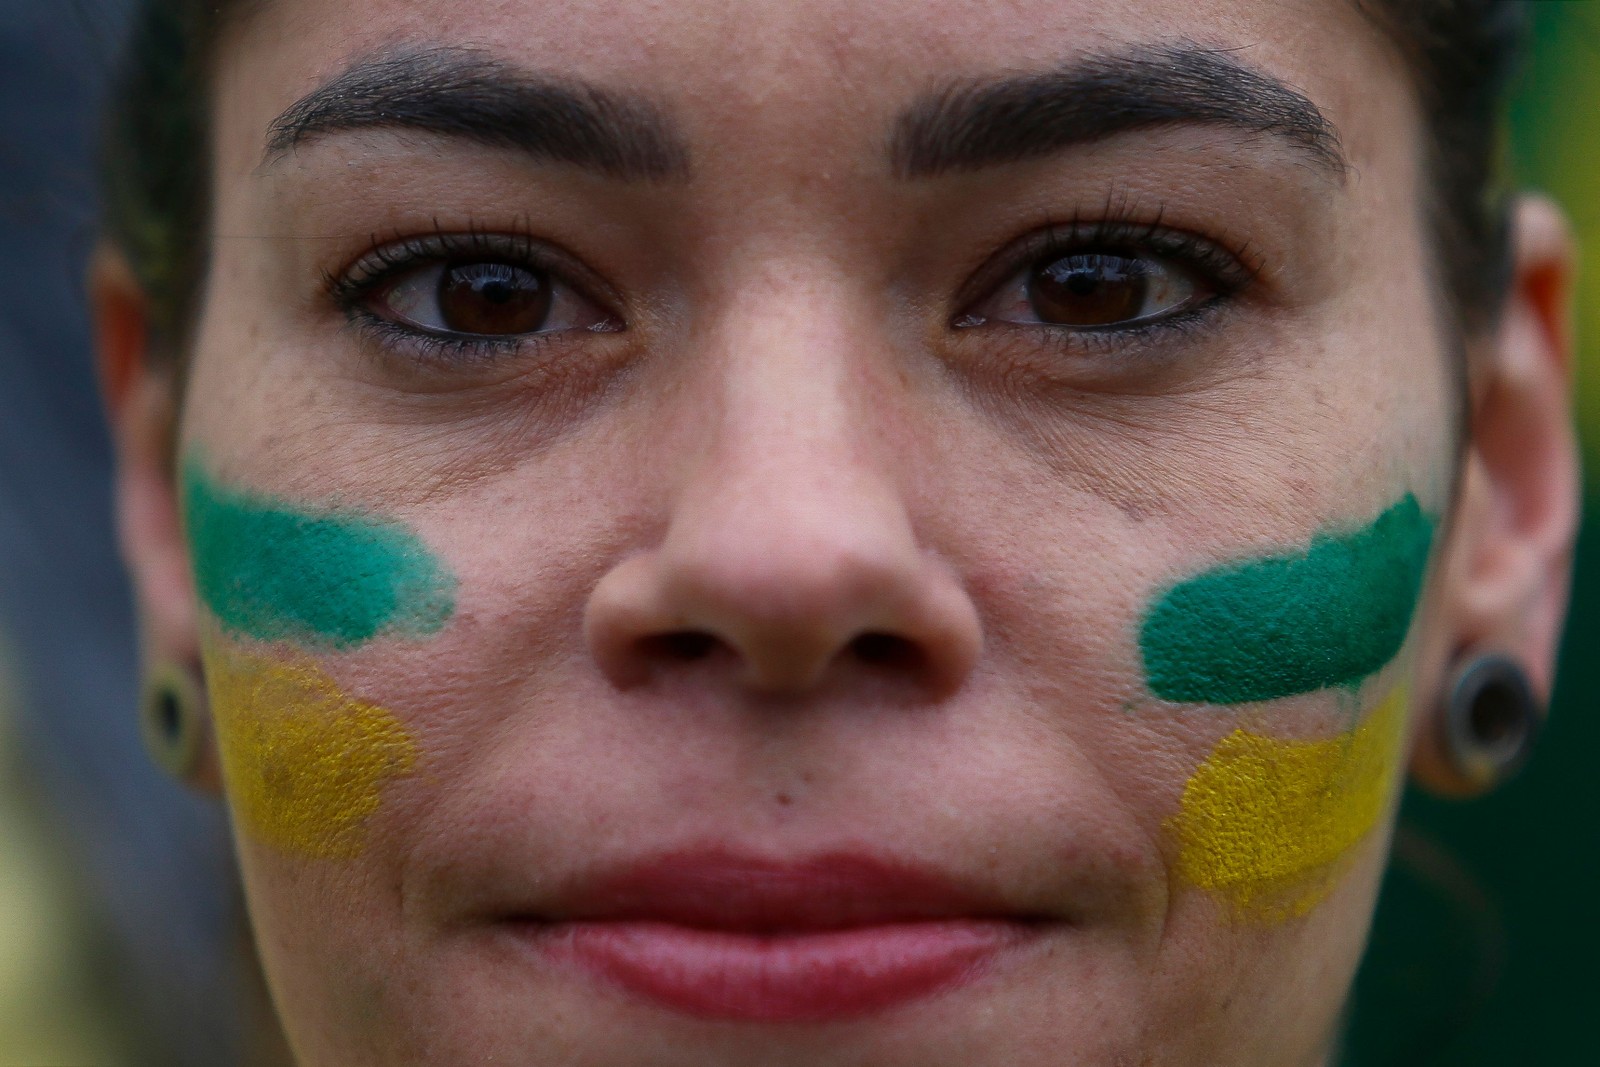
[101,0,248,360]
[100,0,1526,360]
[1355,0,1526,332]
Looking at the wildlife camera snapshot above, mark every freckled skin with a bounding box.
[154,0,1482,1064]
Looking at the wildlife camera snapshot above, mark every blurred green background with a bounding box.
[1345,4,1600,1063]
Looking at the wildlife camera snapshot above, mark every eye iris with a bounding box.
[437,262,551,335]
[1029,254,1149,327]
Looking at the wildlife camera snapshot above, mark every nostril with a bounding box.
[584,540,982,696]
[640,630,719,663]
[849,631,922,671]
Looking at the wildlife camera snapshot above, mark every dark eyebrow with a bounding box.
[890,44,1347,181]
[263,47,691,181]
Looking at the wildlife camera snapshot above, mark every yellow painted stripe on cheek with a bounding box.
[204,646,419,859]
[1169,685,1409,921]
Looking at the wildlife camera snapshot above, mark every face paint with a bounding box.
[1140,495,1434,705]
[184,458,456,649]
[204,645,419,859]
[1168,684,1409,921]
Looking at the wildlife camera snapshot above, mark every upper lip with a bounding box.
[528,848,1043,931]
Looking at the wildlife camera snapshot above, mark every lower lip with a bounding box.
[531,920,1023,1022]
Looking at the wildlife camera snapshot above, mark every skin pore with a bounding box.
[95,0,1579,1064]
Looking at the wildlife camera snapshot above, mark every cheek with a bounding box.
[1139,495,1435,705]
[1167,683,1410,922]
[205,644,421,860]
[1138,494,1435,922]
[184,457,457,648]
[185,456,452,859]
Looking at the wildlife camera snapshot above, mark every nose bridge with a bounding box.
[690,276,885,544]
[668,270,917,629]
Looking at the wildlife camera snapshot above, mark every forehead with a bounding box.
[217,0,1408,178]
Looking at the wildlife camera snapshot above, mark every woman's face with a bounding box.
[125,0,1566,1063]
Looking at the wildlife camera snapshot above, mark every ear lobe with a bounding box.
[1411,196,1581,796]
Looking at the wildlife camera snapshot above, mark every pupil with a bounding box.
[1029,253,1149,327]
[438,262,552,335]
[1066,271,1100,296]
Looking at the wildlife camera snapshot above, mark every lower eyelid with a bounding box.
[963,294,1229,353]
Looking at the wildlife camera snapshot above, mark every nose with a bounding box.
[585,478,983,697]
[583,316,982,700]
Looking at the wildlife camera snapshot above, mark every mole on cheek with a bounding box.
[183,457,457,649]
[204,645,419,860]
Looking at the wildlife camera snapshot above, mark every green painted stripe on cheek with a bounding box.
[183,459,457,648]
[1139,495,1436,704]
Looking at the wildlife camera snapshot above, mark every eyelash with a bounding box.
[326,226,613,364]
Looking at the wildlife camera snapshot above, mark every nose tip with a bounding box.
[584,508,983,699]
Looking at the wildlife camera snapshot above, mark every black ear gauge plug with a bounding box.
[140,661,208,782]
[1439,653,1543,793]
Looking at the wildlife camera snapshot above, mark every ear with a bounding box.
[91,246,221,794]
[1411,196,1581,796]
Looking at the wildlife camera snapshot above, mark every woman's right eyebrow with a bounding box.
[259,45,693,182]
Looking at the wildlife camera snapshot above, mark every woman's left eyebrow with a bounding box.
[259,44,692,182]
[889,42,1349,182]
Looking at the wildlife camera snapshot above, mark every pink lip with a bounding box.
[509,850,1041,1022]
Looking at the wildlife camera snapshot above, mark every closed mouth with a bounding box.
[499,848,1052,1022]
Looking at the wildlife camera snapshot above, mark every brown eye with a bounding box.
[435,262,552,335]
[965,246,1214,333]
[370,254,617,344]
[1029,254,1148,327]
